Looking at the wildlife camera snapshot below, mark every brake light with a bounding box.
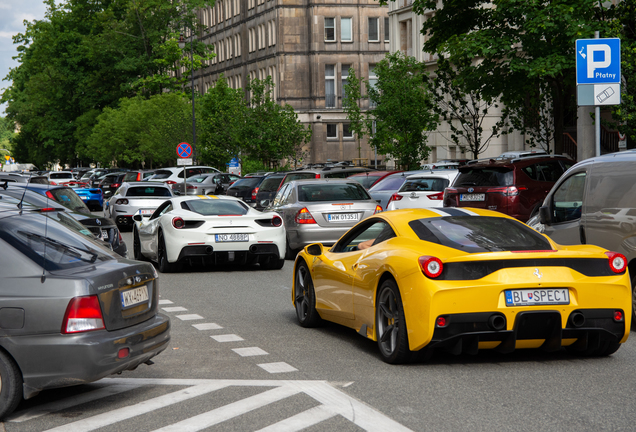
[489,186,527,196]
[172,217,185,229]
[426,192,444,200]
[605,251,627,273]
[187,185,198,189]
[295,207,316,224]
[166,180,177,185]
[387,193,403,209]
[61,295,105,334]
[111,183,121,188]
[136,173,142,181]
[46,191,55,200]
[116,199,129,205]
[272,215,282,227]
[38,208,56,212]
[252,187,259,200]
[49,181,57,186]
[418,255,443,278]
[373,205,382,214]
[315,174,320,179]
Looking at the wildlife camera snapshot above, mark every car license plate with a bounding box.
[460,193,485,201]
[140,209,154,216]
[505,289,570,306]
[121,285,149,308]
[327,213,359,222]
[100,229,109,240]
[216,233,249,242]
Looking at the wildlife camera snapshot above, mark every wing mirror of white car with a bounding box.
[132,214,143,222]
[306,243,324,257]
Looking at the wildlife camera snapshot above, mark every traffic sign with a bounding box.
[176,142,193,159]
[177,158,193,166]
[576,38,620,85]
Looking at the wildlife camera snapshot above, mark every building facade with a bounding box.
[193,0,390,166]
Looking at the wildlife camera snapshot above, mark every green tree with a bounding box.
[343,67,366,160]
[365,52,438,170]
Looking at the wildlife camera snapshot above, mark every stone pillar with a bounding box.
[577,106,595,162]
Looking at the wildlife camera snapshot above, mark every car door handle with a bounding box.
[352,263,358,270]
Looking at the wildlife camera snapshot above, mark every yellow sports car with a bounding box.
[292,208,631,364]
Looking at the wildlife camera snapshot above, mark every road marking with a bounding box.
[158,300,173,305]
[257,362,298,373]
[211,334,243,342]
[232,347,269,357]
[176,314,203,321]
[161,307,187,312]
[255,405,336,432]
[192,322,223,330]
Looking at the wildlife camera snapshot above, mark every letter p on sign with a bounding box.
[587,44,611,79]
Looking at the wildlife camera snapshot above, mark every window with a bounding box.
[341,17,352,42]
[234,0,239,15]
[332,220,396,253]
[368,65,378,107]
[327,124,337,139]
[552,173,586,223]
[341,64,350,102]
[271,20,276,45]
[325,18,335,42]
[368,18,379,42]
[384,17,390,41]
[343,124,353,139]
[325,65,335,108]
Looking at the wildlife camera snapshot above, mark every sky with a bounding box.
[0,0,48,114]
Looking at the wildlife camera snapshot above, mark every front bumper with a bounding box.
[3,314,170,399]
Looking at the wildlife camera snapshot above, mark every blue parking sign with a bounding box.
[576,38,621,84]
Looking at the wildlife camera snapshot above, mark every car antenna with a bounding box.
[41,174,50,283]
[18,170,33,213]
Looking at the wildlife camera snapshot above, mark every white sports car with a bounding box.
[132,195,286,272]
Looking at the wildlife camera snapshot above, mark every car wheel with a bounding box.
[261,257,285,270]
[375,279,410,364]
[0,350,23,420]
[133,228,146,261]
[285,236,296,260]
[294,261,321,327]
[157,232,178,273]
[632,274,636,332]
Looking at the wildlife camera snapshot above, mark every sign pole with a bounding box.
[594,31,601,157]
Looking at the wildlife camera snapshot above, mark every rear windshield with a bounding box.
[350,175,382,189]
[284,172,316,184]
[230,177,262,189]
[298,183,370,202]
[126,186,172,197]
[150,170,173,179]
[455,168,514,187]
[399,177,450,192]
[182,199,248,215]
[50,173,73,180]
[186,175,211,183]
[123,172,139,182]
[259,176,285,192]
[369,176,406,192]
[49,188,90,213]
[409,216,551,252]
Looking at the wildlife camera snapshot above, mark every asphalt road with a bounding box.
[3,228,636,431]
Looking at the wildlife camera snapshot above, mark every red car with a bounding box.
[347,170,403,190]
[443,154,574,222]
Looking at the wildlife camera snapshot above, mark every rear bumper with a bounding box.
[288,225,350,250]
[2,314,170,399]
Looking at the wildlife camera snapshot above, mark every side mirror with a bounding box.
[260,199,270,208]
[174,190,181,196]
[539,206,550,225]
[132,214,143,222]
[306,243,324,256]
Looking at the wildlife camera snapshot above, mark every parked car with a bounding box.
[279,166,375,189]
[147,166,221,185]
[98,172,127,199]
[497,150,549,159]
[254,173,287,210]
[2,183,127,257]
[0,173,27,183]
[171,173,240,196]
[47,171,75,185]
[71,167,92,179]
[123,170,158,183]
[347,170,402,190]
[74,186,104,211]
[443,154,574,222]
[526,150,636,325]
[85,168,129,187]
[132,195,285,272]
[19,183,94,214]
[107,182,174,230]
[386,170,460,210]
[421,162,460,170]
[368,170,430,210]
[225,175,266,207]
[266,179,382,259]
[293,208,630,364]
[0,206,170,419]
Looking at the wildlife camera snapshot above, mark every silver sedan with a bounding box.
[107,182,173,230]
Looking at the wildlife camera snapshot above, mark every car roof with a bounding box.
[462,154,572,169]
[286,178,361,186]
[406,170,459,179]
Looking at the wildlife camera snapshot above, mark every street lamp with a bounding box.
[179,31,196,164]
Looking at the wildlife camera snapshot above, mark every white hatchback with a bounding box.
[386,170,459,210]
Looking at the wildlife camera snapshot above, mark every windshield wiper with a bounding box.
[21,231,98,263]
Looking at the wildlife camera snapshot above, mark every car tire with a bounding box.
[261,257,285,270]
[133,228,146,261]
[632,273,636,332]
[157,232,178,273]
[375,279,411,364]
[0,349,23,420]
[285,236,296,260]
[294,261,322,327]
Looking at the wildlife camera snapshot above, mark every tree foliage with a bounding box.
[365,52,438,170]
[342,67,366,159]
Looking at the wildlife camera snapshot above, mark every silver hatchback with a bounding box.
[267,179,382,258]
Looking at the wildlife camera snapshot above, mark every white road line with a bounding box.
[42,382,229,432]
[151,385,302,432]
[232,347,269,357]
[7,384,142,423]
[210,334,243,342]
[257,362,298,373]
[176,314,203,321]
[158,300,173,305]
[161,306,187,312]
[192,323,222,330]
[255,405,336,432]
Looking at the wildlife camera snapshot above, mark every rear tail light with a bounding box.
[111,183,121,188]
[295,207,316,224]
[614,310,624,322]
[115,199,129,205]
[38,208,56,212]
[187,185,198,190]
[387,193,403,209]
[61,295,105,334]
[118,230,123,243]
[489,186,528,196]
[436,316,448,327]
[136,173,142,181]
[166,180,177,185]
[272,216,282,227]
[373,205,383,214]
[315,174,320,179]
[45,191,55,200]
[252,187,259,200]
[427,192,444,200]
[605,251,627,273]
[419,255,443,278]
[172,217,185,229]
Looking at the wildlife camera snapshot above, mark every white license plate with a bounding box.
[140,209,154,216]
[121,285,149,308]
[100,229,109,240]
[505,289,570,306]
[215,233,249,242]
[460,193,485,201]
[327,213,359,222]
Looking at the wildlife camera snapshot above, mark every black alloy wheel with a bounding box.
[376,279,410,364]
[0,350,23,420]
[157,232,178,273]
[285,236,296,260]
[294,261,321,327]
[133,228,145,261]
